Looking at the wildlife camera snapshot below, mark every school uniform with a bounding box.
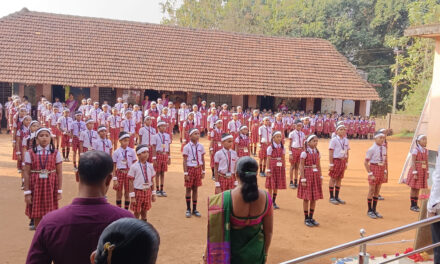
[192,111,203,131]
[121,118,136,148]
[158,115,173,138]
[58,116,73,148]
[288,129,305,165]
[258,125,272,160]
[145,108,160,129]
[114,102,124,112]
[219,110,231,131]
[133,110,143,134]
[16,126,30,170]
[182,141,205,188]
[98,111,111,127]
[78,105,88,118]
[112,147,137,192]
[207,114,218,131]
[152,132,171,173]
[87,108,101,130]
[210,128,223,168]
[178,108,189,132]
[369,120,376,134]
[182,120,196,150]
[366,143,387,185]
[72,120,86,152]
[139,125,156,162]
[265,143,286,190]
[24,146,62,218]
[200,106,208,131]
[249,117,260,144]
[79,129,98,152]
[228,119,241,144]
[315,118,324,134]
[108,115,122,142]
[128,161,155,213]
[235,134,250,157]
[92,138,113,155]
[329,136,350,179]
[214,148,238,192]
[297,148,323,200]
[47,112,62,136]
[323,118,331,135]
[406,146,429,189]
[272,120,285,140]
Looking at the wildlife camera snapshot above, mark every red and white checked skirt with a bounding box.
[259,143,269,160]
[251,127,259,144]
[368,164,386,185]
[406,166,428,189]
[110,128,120,142]
[297,168,323,201]
[113,169,130,192]
[61,134,71,148]
[12,144,17,160]
[128,134,135,148]
[185,166,203,188]
[329,158,346,179]
[154,153,168,173]
[72,136,80,152]
[51,125,61,137]
[131,189,152,213]
[26,172,58,218]
[237,147,251,158]
[218,173,236,192]
[289,148,303,165]
[265,160,286,190]
[135,123,141,134]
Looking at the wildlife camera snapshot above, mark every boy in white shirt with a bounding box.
[128,144,156,221]
[139,116,156,163]
[71,112,85,170]
[57,109,73,161]
[152,121,171,197]
[79,119,98,153]
[92,125,113,156]
[214,133,238,194]
[288,120,305,189]
[182,128,205,218]
[258,117,272,177]
[121,111,136,148]
[328,125,350,205]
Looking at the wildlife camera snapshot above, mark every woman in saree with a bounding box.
[206,156,273,264]
[65,93,78,117]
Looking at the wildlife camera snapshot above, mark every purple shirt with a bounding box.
[26,197,133,264]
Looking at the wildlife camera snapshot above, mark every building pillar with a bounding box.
[116,88,123,99]
[232,95,243,107]
[305,98,314,112]
[35,84,43,99]
[248,95,257,109]
[366,100,371,116]
[41,84,52,102]
[335,99,343,114]
[359,100,367,116]
[90,86,99,102]
[18,83,25,97]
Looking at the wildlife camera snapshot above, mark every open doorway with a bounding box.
[259,96,275,111]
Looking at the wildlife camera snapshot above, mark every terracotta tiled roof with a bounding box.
[0,8,379,100]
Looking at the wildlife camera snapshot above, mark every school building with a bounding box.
[0,8,379,115]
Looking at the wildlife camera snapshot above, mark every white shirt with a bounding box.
[114,102,123,111]
[228,120,241,133]
[24,145,63,164]
[289,129,305,148]
[112,147,137,169]
[108,115,122,128]
[365,143,387,164]
[57,116,73,133]
[182,141,205,167]
[87,108,101,121]
[428,146,440,214]
[178,108,189,121]
[152,132,171,152]
[79,129,98,149]
[214,148,238,174]
[92,138,113,155]
[300,148,321,159]
[139,126,156,146]
[121,119,135,134]
[207,114,218,129]
[258,125,272,143]
[133,110,143,124]
[53,102,63,109]
[47,112,62,126]
[98,111,111,126]
[72,120,86,137]
[329,136,350,158]
[267,144,285,156]
[128,161,155,190]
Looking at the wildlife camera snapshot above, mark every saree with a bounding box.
[207,190,266,264]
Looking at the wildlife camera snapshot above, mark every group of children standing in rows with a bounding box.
[5,94,430,229]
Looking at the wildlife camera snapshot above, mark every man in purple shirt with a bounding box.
[26,151,133,264]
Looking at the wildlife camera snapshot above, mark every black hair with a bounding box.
[271,132,284,150]
[118,131,128,140]
[136,144,148,153]
[23,95,28,100]
[33,130,55,153]
[94,218,160,264]
[78,151,113,185]
[305,136,320,155]
[236,156,259,203]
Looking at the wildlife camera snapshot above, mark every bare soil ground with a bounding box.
[0,134,421,264]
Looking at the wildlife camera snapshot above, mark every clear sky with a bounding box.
[0,0,174,24]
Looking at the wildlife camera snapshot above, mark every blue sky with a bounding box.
[0,0,178,24]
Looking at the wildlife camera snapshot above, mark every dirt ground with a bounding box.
[0,134,423,264]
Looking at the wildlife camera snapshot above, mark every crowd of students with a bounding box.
[5,93,430,234]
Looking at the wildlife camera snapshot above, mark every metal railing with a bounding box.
[280,214,440,264]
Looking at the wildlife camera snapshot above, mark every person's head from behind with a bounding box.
[236,156,259,203]
[77,151,114,194]
[91,218,160,264]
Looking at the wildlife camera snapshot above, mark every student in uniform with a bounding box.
[228,113,241,146]
[182,112,196,151]
[108,108,122,150]
[92,126,113,156]
[288,120,305,189]
[214,133,238,194]
[259,117,272,177]
[298,134,323,227]
[152,121,171,197]
[145,102,160,130]
[87,102,101,131]
[235,125,251,158]
[219,104,231,132]
[23,128,63,228]
[57,109,73,161]
[121,111,136,148]
[48,106,62,149]
[328,125,350,205]
[209,120,224,179]
[79,119,98,153]
[98,104,111,127]
[249,110,260,156]
[182,128,205,218]
[113,132,137,210]
[271,113,285,141]
[72,111,86,170]
[266,131,286,209]
[15,115,31,177]
[139,116,156,164]
[128,144,156,221]
[364,131,387,219]
[406,135,429,212]
[207,107,218,132]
